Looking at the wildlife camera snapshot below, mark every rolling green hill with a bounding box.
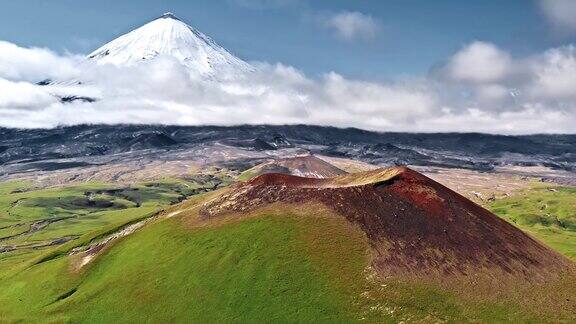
[0,207,370,322]
[2,202,572,322]
[0,168,574,322]
[488,185,576,261]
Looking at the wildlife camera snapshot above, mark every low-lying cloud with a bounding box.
[0,41,80,82]
[0,40,575,134]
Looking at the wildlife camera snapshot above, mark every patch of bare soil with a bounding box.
[246,155,348,179]
[316,155,379,173]
[416,167,535,204]
[417,165,576,204]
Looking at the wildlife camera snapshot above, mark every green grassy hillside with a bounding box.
[488,185,576,260]
[0,209,372,322]
[0,178,574,322]
[0,177,224,276]
[0,202,573,322]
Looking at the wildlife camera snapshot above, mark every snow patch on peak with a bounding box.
[160,12,179,20]
[87,12,253,77]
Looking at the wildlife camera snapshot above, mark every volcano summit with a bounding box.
[87,12,253,77]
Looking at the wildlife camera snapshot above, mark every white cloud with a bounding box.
[474,84,510,104]
[409,106,575,134]
[438,41,576,114]
[0,41,576,134]
[0,41,80,82]
[539,0,576,33]
[0,78,57,109]
[529,45,576,100]
[322,11,380,41]
[445,41,512,83]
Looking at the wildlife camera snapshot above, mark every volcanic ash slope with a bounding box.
[201,166,573,279]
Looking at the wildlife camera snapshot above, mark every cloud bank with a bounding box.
[0,40,575,133]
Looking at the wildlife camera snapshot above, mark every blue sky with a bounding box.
[1,0,573,80]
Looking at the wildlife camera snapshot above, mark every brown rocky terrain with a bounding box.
[241,155,348,179]
[200,167,573,279]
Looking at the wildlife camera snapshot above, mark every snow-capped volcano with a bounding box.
[87,12,253,77]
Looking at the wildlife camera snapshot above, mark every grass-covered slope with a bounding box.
[0,210,371,322]
[2,203,574,322]
[489,185,576,260]
[0,170,575,322]
[0,176,225,277]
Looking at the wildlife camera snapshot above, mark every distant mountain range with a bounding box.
[1,125,575,176]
